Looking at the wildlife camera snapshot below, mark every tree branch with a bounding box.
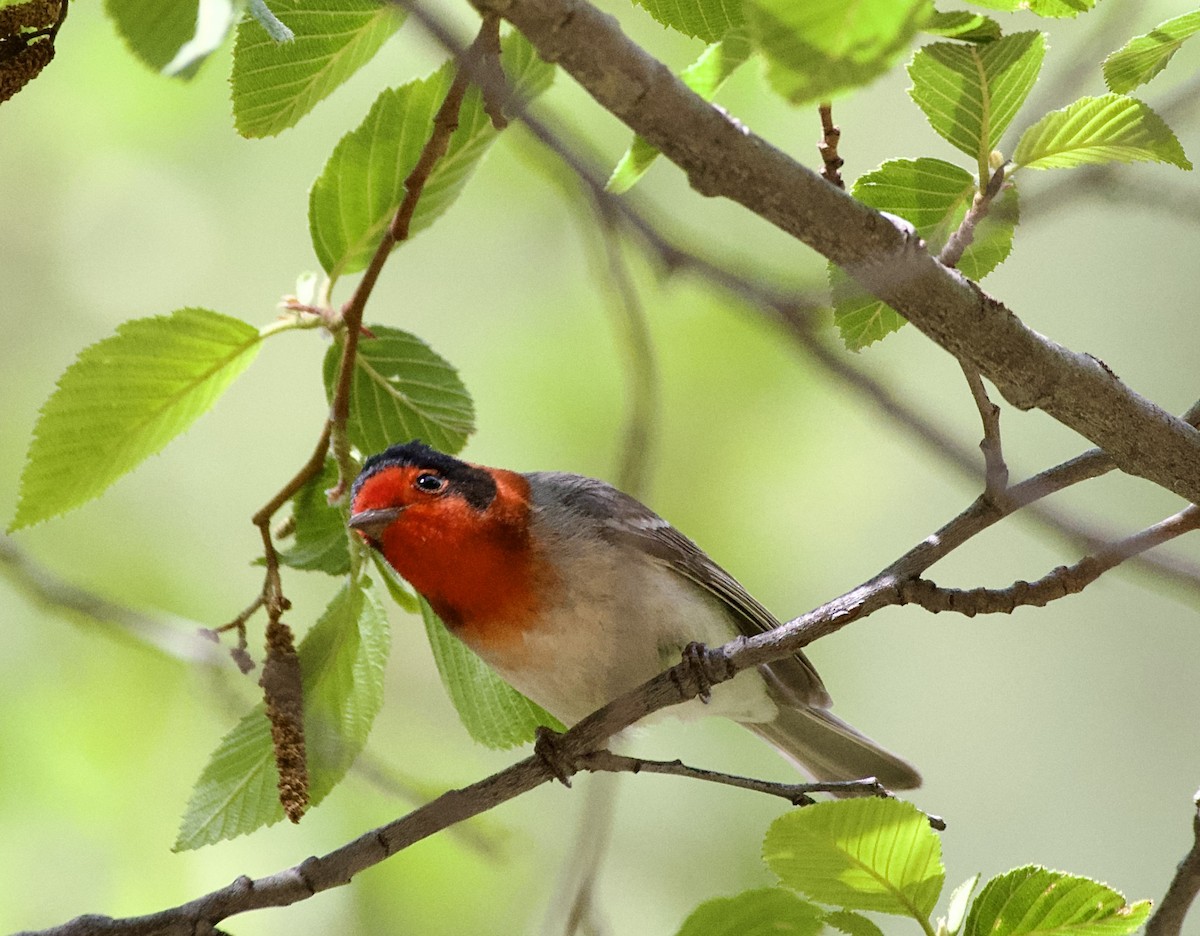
[959,363,1009,502]
[465,0,1200,505]
[578,750,877,805]
[899,506,1200,615]
[1145,792,1200,936]
[0,536,223,666]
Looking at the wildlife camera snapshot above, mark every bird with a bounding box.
[348,440,919,789]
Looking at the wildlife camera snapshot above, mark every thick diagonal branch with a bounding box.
[466,0,1200,505]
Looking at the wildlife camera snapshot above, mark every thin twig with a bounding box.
[959,363,1008,502]
[0,536,223,666]
[817,102,844,189]
[1145,792,1200,936]
[900,506,1200,615]
[939,163,1006,269]
[325,12,502,500]
[577,750,947,829]
[250,419,333,623]
[579,750,867,805]
[591,198,659,497]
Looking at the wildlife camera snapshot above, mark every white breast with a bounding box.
[481,545,777,727]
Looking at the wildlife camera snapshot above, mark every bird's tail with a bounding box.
[742,703,921,791]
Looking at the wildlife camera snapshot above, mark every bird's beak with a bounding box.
[348,506,405,540]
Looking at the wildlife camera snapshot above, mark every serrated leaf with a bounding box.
[322,325,474,458]
[420,597,562,748]
[1103,11,1200,94]
[924,10,1001,43]
[908,31,1045,165]
[231,0,404,138]
[823,910,887,936]
[176,578,390,849]
[831,158,1019,349]
[11,308,261,531]
[1014,94,1192,171]
[748,0,929,105]
[276,458,351,575]
[309,32,553,280]
[631,0,743,42]
[675,888,825,936]
[608,27,751,194]
[962,867,1151,936]
[763,799,945,918]
[104,0,200,72]
[945,874,981,936]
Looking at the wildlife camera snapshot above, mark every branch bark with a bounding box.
[1145,793,1200,936]
[466,0,1200,506]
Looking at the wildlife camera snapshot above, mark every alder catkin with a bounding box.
[0,0,60,35]
[0,38,54,103]
[261,619,309,823]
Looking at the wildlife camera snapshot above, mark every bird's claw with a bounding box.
[533,726,575,788]
[676,641,719,704]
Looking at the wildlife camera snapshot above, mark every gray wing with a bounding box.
[526,472,832,708]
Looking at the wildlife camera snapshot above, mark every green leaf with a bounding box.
[747,0,929,105]
[1103,10,1200,94]
[1014,94,1192,171]
[823,910,886,936]
[176,578,390,849]
[608,27,751,194]
[908,31,1045,166]
[104,0,200,73]
[962,867,1151,936]
[1026,0,1097,18]
[420,597,562,749]
[230,0,404,138]
[675,888,825,936]
[630,0,743,42]
[763,799,945,918]
[276,458,351,575]
[962,0,1098,15]
[11,308,261,531]
[371,552,419,613]
[322,324,475,458]
[945,874,981,936]
[923,10,1001,43]
[308,31,553,279]
[831,157,1019,349]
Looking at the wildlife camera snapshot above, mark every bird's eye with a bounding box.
[414,473,447,494]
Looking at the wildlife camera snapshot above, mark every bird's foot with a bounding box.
[533,725,575,788]
[675,641,725,704]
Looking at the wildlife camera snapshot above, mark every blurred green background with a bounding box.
[2,1,1199,933]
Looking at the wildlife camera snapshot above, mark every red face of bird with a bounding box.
[349,442,498,542]
[347,442,541,635]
